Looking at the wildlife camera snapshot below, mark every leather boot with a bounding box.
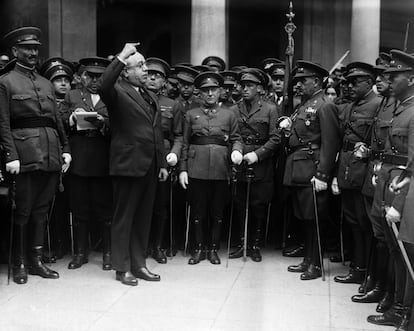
[152,247,167,264]
[13,224,28,285]
[376,291,394,313]
[189,244,206,265]
[351,281,385,303]
[102,221,112,270]
[28,246,59,279]
[189,220,204,265]
[229,239,249,259]
[300,263,322,280]
[395,307,411,331]
[367,302,404,327]
[282,244,305,258]
[288,257,310,273]
[334,267,365,284]
[358,274,375,294]
[68,221,88,269]
[208,245,221,265]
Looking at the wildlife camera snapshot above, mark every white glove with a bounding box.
[243,152,258,165]
[6,160,20,174]
[166,153,178,166]
[354,142,370,159]
[311,176,328,192]
[331,177,340,195]
[61,153,72,173]
[69,108,85,127]
[279,118,292,130]
[385,206,401,226]
[231,150,243,165]
[179,171,188,189]
[390,175,411,193]
[372,174,378,187]
[159,168,168,182]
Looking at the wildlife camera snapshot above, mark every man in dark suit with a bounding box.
[98,43,168,286]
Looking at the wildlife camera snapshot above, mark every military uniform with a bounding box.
[0,27,70,284]
[334,63,381,284]
[61,57,113,270]
[284,61,340,280]
[228,68,281,261]
[179,72,243,265]
[144,58,183,263]
[367,50,414,328]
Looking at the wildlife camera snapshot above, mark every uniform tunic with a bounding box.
[283,90,340,221]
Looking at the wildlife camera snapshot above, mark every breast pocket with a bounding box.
[391,128,408,153]
[12,129,42,165]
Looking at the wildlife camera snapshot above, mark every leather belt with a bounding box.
[341,140,356,152]
[290,143,320,153]
[73,130,101,138]
[381,154,408,166]
[190,136,228,146]
[11,116,57,130]
[244,136,267,145]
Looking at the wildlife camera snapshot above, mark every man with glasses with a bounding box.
[332,62,381,287]
[98,43,168,286]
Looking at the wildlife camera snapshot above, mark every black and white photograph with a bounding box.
[0,0,414,330]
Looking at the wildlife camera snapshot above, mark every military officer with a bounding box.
[61,57,113,271]
[367,50,414,329]
[0,27,71,284]
[332,62,381,285]
[145,57,182,263]
[267,62,286,107]
[201,56,226,73]
[219,70,238,108]
[40,57,74,261]
[179,71,243,265]
[228,68,281,262]
[351,56,396,305]
[284,61,340,280]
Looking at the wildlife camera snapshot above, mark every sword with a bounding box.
[226,165,238,268]
[69,212,74,256]
[46,193,57,265]
[339,204,345,265]
[264,202,272,247]
[184,202,190,257]
[391,222,414,282]
[7,179,16,285]
[312,181,325,281]
[168,166,176,260]
[243,165,254,261]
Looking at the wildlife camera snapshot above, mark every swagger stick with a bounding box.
[312,181,325,281]
[226,165,238,268]
[243,166,254,262]
[7,179,16,285]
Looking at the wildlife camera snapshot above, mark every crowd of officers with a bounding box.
[0,26,414,330]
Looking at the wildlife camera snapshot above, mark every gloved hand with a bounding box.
[166,153,178,166]
[389,175,411,193]
[231,150,243,165]
[372,174,378,187]
[159,168,168,182]
[6,160,20,174]
[311,176,328,192]
[279,117,292,130]
[353,142,370,159]
[385,206,401,226]
[331,177,340,195]
[62,153,72,173]
[179,171,188,189]
[69,108,85,127]
[243,152,258,165]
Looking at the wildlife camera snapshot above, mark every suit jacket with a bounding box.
[61,88,110,177]
[98,58,166,177]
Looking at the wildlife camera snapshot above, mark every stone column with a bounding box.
[350,0,380,63]
[191,0,227,66]
[48,0,96,61]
